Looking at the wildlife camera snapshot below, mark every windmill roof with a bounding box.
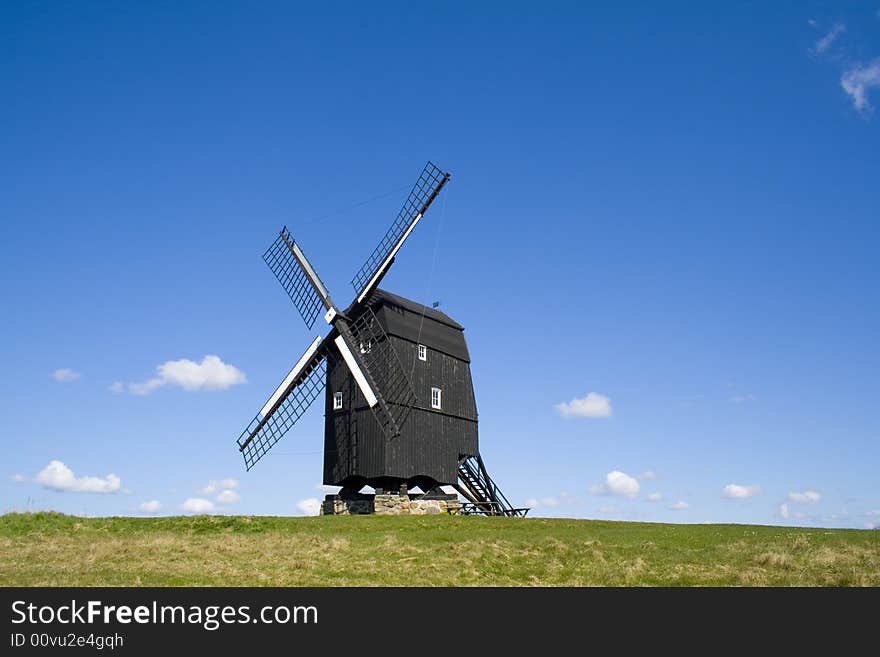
[367,289,464,330]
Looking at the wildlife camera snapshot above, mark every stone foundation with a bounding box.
[321,492,460,516]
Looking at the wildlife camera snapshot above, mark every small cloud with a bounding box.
[639,471,657,481]
[554,392,612,419]
[646,492,663,502]
[524,492,576,510]
[108,381,124,394]
[866,510,880,517]
[314,484,341,494]
[841,58,880,115]
[779,503,790,519]
[199,479,239,495]
[723,483,760,499]
[591,470,640,498]
[34,460,120,494]
[11,474,26,483]
[181,498,215,514]
[788,490,821,504]
[598,505,616,514]
[139,500,162,513]
[296,498,321,516]
[729,394,757,404]
[216,489,240,505]
[52,368,80,383]
[125,355,246,395]
[813,23,845,55]
[668,500,689,510]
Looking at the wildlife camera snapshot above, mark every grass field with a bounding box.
[1,512,878,586]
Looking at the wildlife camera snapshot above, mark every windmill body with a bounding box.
[324,289,478,493]
[235,162,526,516]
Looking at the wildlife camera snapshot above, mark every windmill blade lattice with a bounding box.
[263,227,326,330]
[346,306,417,438]
[237,353,327,470]
[350,161,450,302]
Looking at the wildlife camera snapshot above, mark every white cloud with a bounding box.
[199,478,239,495]
[139,500,162,513]
[788,490,821,504]
[841,58,880,115]
[554,392,612,419]
[296,498,321,516]
[779,503,790,519]
[34,460,121,494]
[126,355,246,395]
[813,23,845,54]
[591,471,640,498]
[52,368,80,382]
[314,484,341,494]
[646,492,663,502]
[639,471,657,481]
[108,381,124,394]
[729,394,757,404]
[524,492,575,510]
[598,505,615,514]
[668,500,689,510]
[723,483,760,499]
[181,498,215,513]
[11,474,26,483]
[216,489,240,505]
[866,510,880,517]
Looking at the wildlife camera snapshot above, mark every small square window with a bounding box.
[431,387,442,410]
[418,344,427,361]
[333,392,343,410]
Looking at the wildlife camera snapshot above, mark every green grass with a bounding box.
[1,512,878,586]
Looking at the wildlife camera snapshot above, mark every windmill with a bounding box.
[235,162,526,517]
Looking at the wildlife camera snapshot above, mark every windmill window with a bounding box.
[418,344,427,361]
[333,392,343,410]
[431,387,442,410]
[359,340,372,354]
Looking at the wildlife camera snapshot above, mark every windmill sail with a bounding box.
[350,161,450,304]
[263,227,335,330]
[333,311,415,440]
[237,338,327,471]
[346,306,416,432]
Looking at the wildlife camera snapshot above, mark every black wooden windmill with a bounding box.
[235,162,525,516]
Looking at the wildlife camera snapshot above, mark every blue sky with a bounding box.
[1,2,878,528]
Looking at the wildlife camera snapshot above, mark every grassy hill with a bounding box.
[1,512,878,586]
